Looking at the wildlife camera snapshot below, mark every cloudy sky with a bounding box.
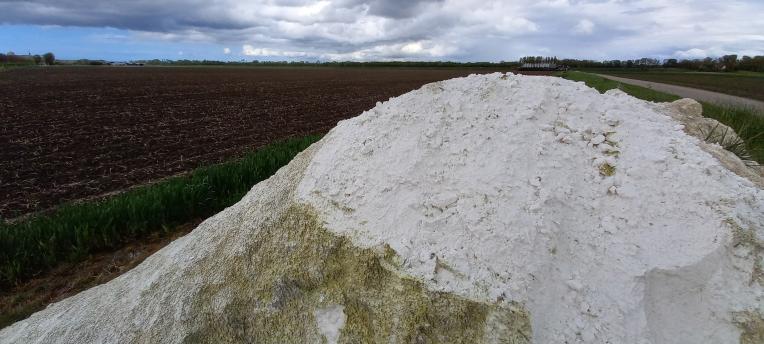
[1,0,763,61]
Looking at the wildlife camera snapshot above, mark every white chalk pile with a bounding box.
[3,73,762,344]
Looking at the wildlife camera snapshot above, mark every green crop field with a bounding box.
[0,135,321,287]
[591,70,764,101]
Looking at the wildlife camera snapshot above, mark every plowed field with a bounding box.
[0,66,506,219]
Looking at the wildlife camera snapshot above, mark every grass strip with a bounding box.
[560,71,681,102]
[0,135,322,287]
[560,71,764,164]
[595,71,764,101]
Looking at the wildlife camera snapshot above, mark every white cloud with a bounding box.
[673,47,738,59]
[2,0,764,60]
[321,40,456,61]
[496,16,539,33]
[223,47,231,54]
[241,45,308,57]
[573,19,594,35]
[674,48,711,59]
[401,42,424,54]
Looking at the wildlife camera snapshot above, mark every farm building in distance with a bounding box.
[518,62,569,71]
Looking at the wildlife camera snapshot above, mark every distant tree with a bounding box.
[5,51,22,63]
[677,58,702,70]
[33,55,42,65]
[663,59,678,68]
[751,56,764,72]
[740,55,752,69]
[43,52,55,65]
[699,57,715,71]
[737,55,764,72]
[721,54,737,72]
[0,53,5,64]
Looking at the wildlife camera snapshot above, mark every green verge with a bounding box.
[560,71,681,102]
[560,71,764,164]
[594,71,764,102]
[0,135,322,286]
[0,65,31,72]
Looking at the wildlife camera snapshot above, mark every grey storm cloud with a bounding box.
[362,0,445,18]
[1,0,763,60]
[0,0,255,31]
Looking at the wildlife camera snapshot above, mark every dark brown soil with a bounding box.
[0,66,511,219]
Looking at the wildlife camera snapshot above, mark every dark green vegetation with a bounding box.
[0,63,35,70]
[561,71,764,164]
[42,53,55,66]
[699,104,764,164]
[526,54,764,73]
[0,135,321,287]
[598,71,764,101]
[0,52,53,67]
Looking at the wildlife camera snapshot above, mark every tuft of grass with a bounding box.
[559,71,764,165]
[701,122,754,164]
[0,135,322,287]
[699,104,764,165]
[0,300,41,329]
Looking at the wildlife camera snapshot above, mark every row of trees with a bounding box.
[4,50,762,73]
[519,56,560,64]
[138,56,764,72]
[520,57,663,69]
[0,52,55,65]
[521,54,764,72]
[666,55,764,72]
[138,59,522,68]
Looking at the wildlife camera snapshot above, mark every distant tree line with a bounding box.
[521,54,764,72]
[666,55,764,72]
[4,50,763,73]
[137,59,521,68]
[0,51,55,66]
[520,56,663,69]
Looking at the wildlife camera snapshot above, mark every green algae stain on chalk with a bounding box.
[734,311,764,344]
[598,163,616,177]
[182,204,531,343]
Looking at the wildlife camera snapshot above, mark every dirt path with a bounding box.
[596,74,764,112]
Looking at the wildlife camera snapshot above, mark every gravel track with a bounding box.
[596,73,764,112]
